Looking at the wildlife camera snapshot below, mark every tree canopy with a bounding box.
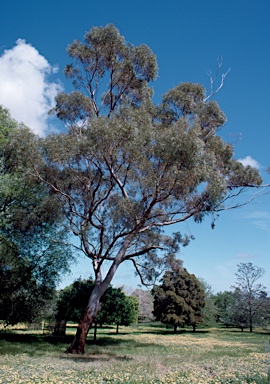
[152,267,205,332]
[213,264,269,332]
[5,24,263,352]
[232,263,268,332]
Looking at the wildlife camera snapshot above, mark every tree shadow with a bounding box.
[116,328,211,336]
[0,332,74,345]
[59,352,132,363]
[0,331,168,358]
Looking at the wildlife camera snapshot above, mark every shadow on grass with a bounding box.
[59,352,132,363]
[116,328,211,336]
[0,331,163,358]
[0,332,74,345]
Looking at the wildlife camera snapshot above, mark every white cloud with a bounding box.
[238,155,261,169]
[0,39,62,136]
[244,210,270,232]
[236,253,258,260]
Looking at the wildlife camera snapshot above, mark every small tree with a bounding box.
[232,262,268,332]
[226,289,249,331]
[97,287,139,334]
[53,278,95,336]
[213,290,236,326]
[152,267,205,332]
[132,288,154,322]
[54,278,138,337]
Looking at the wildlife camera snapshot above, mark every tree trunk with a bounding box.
[66,236,134,353]
[93,322,98,343]
[173,324,177,333]
[248,300,253,333]
[66,287,101,353]
[116,323,119,334]
[53,319,67,336]
[249,309,253,332]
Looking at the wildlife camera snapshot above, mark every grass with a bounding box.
[0,323,269,383]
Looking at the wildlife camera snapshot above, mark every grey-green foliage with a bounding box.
[61,24,157,119]
[132,288,154,322]
[5,25,263,351]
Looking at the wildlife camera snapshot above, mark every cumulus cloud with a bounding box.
[238,155,261,169]
[0,39,62,136]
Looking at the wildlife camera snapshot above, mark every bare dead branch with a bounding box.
[204,58,231,102]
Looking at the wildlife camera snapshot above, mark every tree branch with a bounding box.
[204,59,231,102]
[124,245,164,259]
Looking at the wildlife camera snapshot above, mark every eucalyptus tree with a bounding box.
[8,25,262,352]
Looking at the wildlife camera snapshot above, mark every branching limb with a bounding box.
[124,245,164,260]
[204,58,231,102]
[129,258,154,287]
[104,159,129,199]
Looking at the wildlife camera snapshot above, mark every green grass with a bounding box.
[0,324,269,383]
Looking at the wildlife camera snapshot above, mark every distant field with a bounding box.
[0,324,269,383]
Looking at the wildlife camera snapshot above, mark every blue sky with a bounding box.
[1,0,270,292]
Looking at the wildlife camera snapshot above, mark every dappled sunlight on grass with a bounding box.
[0,325,269,383]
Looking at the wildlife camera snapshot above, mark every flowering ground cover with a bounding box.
[0,324,269,383]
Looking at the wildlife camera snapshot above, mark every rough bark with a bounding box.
[66,289,101,353]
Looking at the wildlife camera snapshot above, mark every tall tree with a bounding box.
[232,262,267,332]
[0,106,73,327]
[8,25,262,352]
[152,267,205,332]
